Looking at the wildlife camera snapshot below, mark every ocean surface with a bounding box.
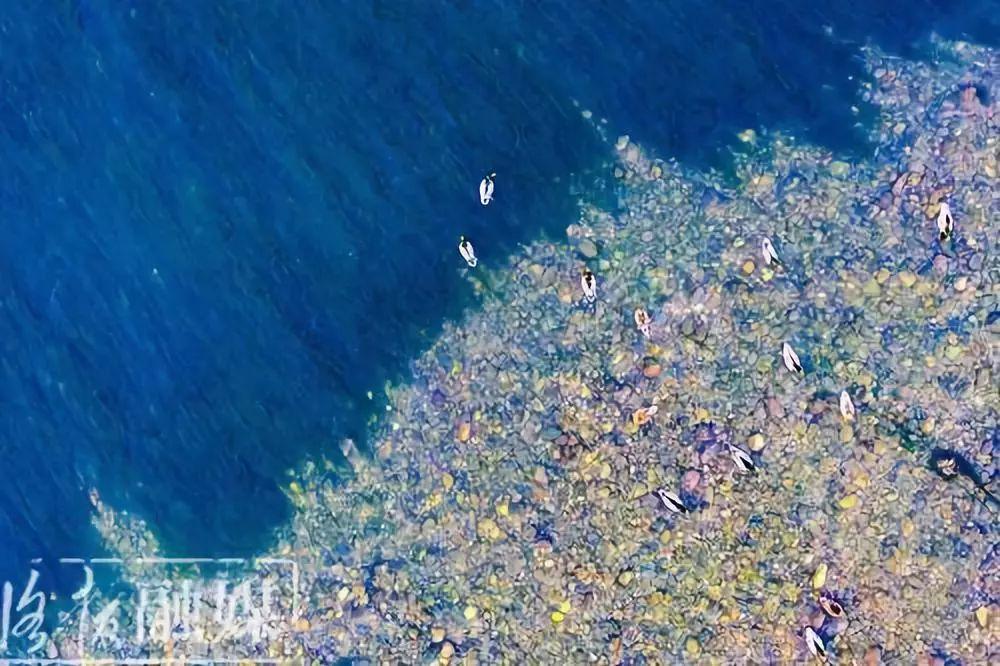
[0,1,996,592]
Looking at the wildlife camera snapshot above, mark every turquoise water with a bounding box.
[0,1,996,594]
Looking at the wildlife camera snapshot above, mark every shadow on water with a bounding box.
[0,0,996,588]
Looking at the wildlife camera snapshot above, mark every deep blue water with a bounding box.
[0,1,997,592]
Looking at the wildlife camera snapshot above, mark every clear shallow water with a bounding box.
[0,1,997,591]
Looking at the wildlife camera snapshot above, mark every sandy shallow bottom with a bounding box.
[54,38,997,665]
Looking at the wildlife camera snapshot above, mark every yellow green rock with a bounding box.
[812,563,828,589]
[477,518,502,541]
[838,495,859,510]
[829,160,850,177]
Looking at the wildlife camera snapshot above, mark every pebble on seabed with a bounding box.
[812,563,828,589]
